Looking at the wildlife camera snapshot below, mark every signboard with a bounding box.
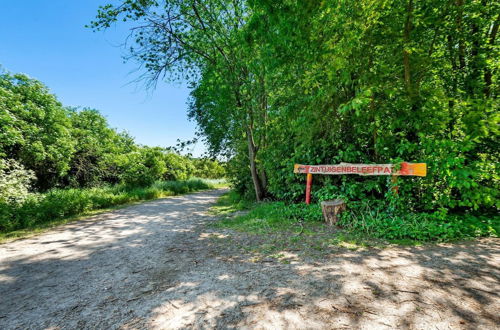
[294,162,427,204]
[294,162,426,177]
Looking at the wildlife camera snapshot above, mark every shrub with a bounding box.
[0,179,215,234]
[119,149,167,187]
[163,152,195,181]
[192,158,226,179]
[0,158,35,204]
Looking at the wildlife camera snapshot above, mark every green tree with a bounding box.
[66,108,136,187]
[0,72,75,189]
[90,0,270,200]
[91,0,499,213]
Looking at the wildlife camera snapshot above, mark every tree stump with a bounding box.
[321,199,346,226]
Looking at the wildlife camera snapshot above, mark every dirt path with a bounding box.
[1,189,499,329]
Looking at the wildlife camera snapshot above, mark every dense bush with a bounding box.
[118,148,167,187]
[0,158,35,204]
[0,159,36,229]
[0,70,226,195]
[65,108,136,187]
[162,152,195,181]
[0,179,213,233]
[192,158,225,179]
[0,73,74,189]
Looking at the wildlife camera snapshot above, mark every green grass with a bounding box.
[210,191,499,255]
[214,201,322,234]
[209,190,253,216]
[338,200,499,243]
[0,178,217,243]
[195,178,229,189]
[211,195,386,254]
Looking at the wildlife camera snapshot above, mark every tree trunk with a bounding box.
[236,87,266,202]
[321,199,346,226]
[246,126,264,201]
[403,0,414,97]
[484,14,499,97]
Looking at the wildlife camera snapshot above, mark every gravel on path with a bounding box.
[1,189,498,329]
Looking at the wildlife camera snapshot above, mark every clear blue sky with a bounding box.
[0,0,205,156]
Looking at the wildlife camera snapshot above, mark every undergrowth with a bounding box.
[339,200,498,242]
[213,191,498,245]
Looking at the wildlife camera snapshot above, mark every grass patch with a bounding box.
[196,178,230,189]
[210,193,372,257]
[209,190,253,216]
[214,201,322,234]
[210,191,498,257]
[339,200,499,242]
[0,178,217,243]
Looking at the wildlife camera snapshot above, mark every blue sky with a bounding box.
[0,0,205,156]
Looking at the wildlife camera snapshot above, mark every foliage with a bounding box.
[162,152,195,181]
[192,158,226,179]
[116,148,167,187]
[0,158,35,204]
[0,179,213,234]
[65,108,136,187]
[0,72,74,189]
[0,69,226,202]
[91,0,498,218]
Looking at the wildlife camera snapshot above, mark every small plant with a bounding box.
[338,200,498,242]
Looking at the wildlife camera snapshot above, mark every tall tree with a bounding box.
[91,0,269,200]
[91,0,498,211]
[0,73,75,189]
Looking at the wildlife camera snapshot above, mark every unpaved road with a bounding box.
[1,189,499,329]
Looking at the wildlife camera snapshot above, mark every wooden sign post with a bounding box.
[294,162,427,204]
[305,173,313,204]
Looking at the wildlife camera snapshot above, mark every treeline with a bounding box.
[0,71,224,196]
[0,71,225,234]
[91,0,499,216]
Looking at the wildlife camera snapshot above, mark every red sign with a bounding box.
[294,162,426,177]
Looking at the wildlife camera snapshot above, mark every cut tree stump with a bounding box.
[321,199,346,226]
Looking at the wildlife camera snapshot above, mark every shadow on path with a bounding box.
[0,189,498,329]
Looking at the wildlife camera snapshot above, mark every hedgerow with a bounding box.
[0,179,213,233]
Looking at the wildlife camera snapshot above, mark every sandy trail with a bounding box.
[0,189,499,329]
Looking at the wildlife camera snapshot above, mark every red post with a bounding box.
[305,173,313,204]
